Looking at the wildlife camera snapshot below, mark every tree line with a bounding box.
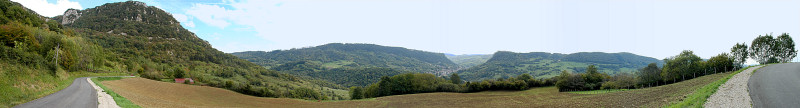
[349,73,555,99]
[557,33,796,91]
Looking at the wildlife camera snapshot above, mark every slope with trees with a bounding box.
[48,1,344,100]
[456,51,662,81]
[232,43,459,87]
[0,0,131,106]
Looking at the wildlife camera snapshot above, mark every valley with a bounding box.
[3,0,797,107]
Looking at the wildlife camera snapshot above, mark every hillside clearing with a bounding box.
[104,71,729,108]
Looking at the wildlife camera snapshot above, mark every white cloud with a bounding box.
[172,13,195,28]
[10,0,82,17]
[185,3,237,29]
[184,0,282,31]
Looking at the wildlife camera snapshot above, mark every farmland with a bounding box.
[103,71,729,107]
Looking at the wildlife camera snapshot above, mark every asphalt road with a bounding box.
[749,63,800,108]
[14,77,98,108]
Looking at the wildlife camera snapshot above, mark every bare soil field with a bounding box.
[103,72,729,108]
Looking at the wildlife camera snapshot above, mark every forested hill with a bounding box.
[232,43,458,75]
[457,51,662,81]
[232,43,459,87]
[48,1,344,100]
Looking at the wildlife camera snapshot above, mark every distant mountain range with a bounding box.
[456,51,663,81]
[232,43,459,87]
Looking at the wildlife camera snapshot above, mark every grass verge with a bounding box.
[665,65,758,108]
[91,77,141,108]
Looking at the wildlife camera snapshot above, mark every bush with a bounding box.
[349,86,364,100]
[291,87,321,100]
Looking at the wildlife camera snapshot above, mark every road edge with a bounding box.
[703,65,762,108]
[88,78,121,108]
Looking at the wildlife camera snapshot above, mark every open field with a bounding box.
[104,71,730,108]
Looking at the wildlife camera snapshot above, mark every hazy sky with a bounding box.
[15,0,800,63]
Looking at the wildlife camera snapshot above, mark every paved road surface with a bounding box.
[749,63,800,108]
[14,77,98,108]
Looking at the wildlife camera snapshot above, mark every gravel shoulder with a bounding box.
[88,78,120,108]
[704,65,762,108]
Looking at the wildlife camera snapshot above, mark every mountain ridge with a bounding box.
[457,51,663,81]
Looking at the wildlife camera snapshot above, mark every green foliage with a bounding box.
[0,22,31,47]
[291,87,322,100]
[353,73,551,99]
[749,34,778,64]
[601,73,637,89]
[450,73,461,84]
[637,63,662,87]
[0,0,54,29]
[232,43,458,74]
[707,53,735,73]
[232,43,459,87]
[730,43,748,68]
[349,86,364,100]
[555,65,610,91]
[173,67,185,78]
[457,51,662,81]
[307,67,408,87]
[775,33,796,62]
[661,50,703,83]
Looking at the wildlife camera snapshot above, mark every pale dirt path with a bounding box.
[88,78,121,108]
[704,65,762,108]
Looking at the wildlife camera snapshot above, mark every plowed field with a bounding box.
[103,72,729,108]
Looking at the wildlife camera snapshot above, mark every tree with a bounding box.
[349,86,364,100]
[707,53,734,73]
[750,34,776,64]
[174,67,185,78]
[586,65,598,74]
[582,65,606,90]
[730,43,748,68]
[661,50,702,82]
[517,73,533,81]
[638,63,661,87]
[450,73,461,84]
[775,33,796,62]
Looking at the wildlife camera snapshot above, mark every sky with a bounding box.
[13,0,800,64]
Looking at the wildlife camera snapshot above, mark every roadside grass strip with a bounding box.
[666,65,757,108]
[92,77,141,108]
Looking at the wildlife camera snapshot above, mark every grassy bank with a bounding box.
[665,65,758,108]
[92,77,141,108]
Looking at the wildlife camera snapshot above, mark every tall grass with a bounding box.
[91,77,141,108]
[665,65,759,108]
